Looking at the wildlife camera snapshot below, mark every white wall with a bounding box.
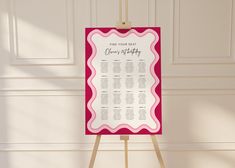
[0,0,235,167]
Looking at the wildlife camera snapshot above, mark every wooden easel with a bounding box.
[88,0,165,167]
[88,135,165,168]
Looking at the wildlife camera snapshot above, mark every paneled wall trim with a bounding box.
[8,0,75,65]
[173,0,235,64]
[0,142,235,151]
[90,0,156,26]
[0,0,235,161]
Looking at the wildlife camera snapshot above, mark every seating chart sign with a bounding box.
[85,27,162,134]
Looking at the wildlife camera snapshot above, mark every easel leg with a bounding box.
[89,135,101,168]
[120,136,129,168]
[150,135,165,168]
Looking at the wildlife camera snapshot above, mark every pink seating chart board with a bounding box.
[85,27,162,135]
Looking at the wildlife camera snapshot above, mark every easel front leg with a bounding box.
[89,135,101,168]
[151,135,165,168]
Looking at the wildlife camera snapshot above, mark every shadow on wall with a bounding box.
[0,56,8,168]
[0,0,87,167]
[163,94,235,167]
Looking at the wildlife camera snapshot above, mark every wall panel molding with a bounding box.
[0,90,84,96]
[172,0,235,64]
[2,77,233,92]
[0,78,84,91]
[0,142,235,151]
[8,0,75,65]
[1,89,235,96]
[90,0,156,27]
[163,77,235,90]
